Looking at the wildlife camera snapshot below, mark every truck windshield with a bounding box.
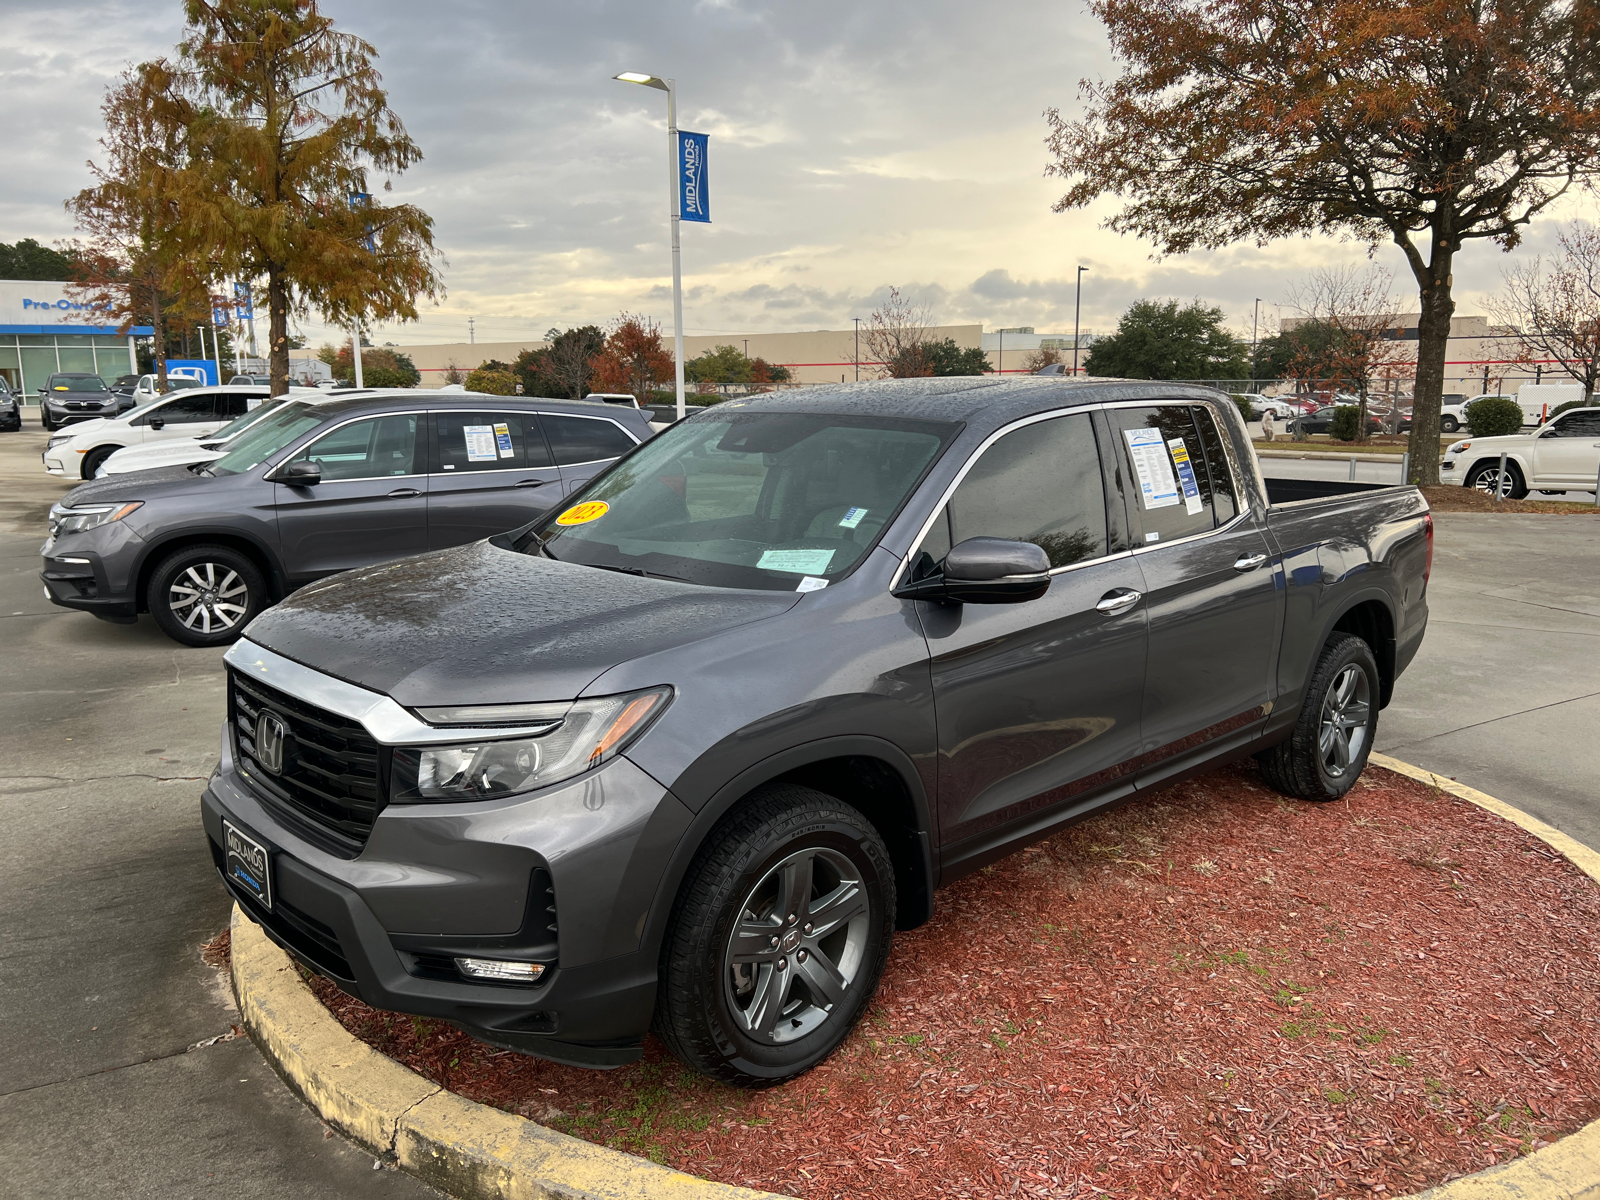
[527,412,957,591]
[208,403,325,475]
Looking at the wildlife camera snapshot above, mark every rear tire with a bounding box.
[147,544,266,647]
[655,784,896,1086]
[1257,634,1380,802]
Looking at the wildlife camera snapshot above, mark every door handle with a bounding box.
[514,478,551,488]
[386,488,422,498]
[1095,589,1142,615]
[1234,553,1268,571]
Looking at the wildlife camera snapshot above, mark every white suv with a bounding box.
[1440,407,1600,497]
[42,386,268,480]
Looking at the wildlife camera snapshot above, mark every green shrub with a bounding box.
[1230,393,1254,423]
[464,367,516,395]
[1465,395,1524,437]
[1548,397,1593,422]
[1329,405,1363,442]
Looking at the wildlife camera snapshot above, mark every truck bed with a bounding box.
[1265,477,1398,506]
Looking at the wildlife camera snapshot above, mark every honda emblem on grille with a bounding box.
[255,711,287,774]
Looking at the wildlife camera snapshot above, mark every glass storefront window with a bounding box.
[20,347,59,396]
[57,345,97,375]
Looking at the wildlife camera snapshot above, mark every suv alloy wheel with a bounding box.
[147,544,266,646]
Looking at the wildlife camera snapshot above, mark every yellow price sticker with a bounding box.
[556,500,609,526]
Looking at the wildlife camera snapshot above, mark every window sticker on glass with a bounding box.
[462,424,498,462]
[837,506,869,529]
[1123,427,1179,509]
[493,422,514,458]
[795,575,830,592]
[556,500,609,526]
[757,548,835,575]
[1167,438,1204,515]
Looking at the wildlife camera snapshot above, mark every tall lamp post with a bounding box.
[615,71,687,420]
[852,317,861,381]
[1072,266,1088,376]
[1251,297,1262,391]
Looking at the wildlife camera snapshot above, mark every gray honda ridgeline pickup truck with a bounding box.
[207,377,1431,1085]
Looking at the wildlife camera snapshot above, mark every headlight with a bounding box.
[1447,440,1470,455]
[390,687,671,803]
[46,435,73,450]
[47,501,143,538]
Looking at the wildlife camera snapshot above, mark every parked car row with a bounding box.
[40,392,652,645]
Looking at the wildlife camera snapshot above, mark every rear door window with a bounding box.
[913,411,1108,576]
[1105,405,1219,544]
[292,415,418,481]
[432,411,553,472]
[542,413,638,465]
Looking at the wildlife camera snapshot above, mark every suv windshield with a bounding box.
[208,402,326,476]
[527,412,957,591]
[49,375,107,391]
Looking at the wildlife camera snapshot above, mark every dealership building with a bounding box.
[0,279,147,399]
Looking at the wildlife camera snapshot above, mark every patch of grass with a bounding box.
[1389,1053,1413,1068]
[1281,1021,1307,1039]
[1324,1088,1351,1104]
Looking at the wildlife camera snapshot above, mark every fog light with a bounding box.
[454,957,547,983]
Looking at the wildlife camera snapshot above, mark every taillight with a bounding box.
[1422,511,1434,588]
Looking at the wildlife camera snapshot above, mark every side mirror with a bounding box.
[271,460,321,486]
[892,537,1051,605]
[149,418,164,430]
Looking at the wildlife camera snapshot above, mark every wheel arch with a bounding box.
[639,736,937,968]
[1324,594,1397,707]
[80,443,131,479]
[132,529,288,612]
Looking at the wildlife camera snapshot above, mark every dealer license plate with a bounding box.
[223,820,273,910]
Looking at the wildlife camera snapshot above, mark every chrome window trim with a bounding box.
[274,409,428,485]
[225,639,559,745]
[892,405,1114,591]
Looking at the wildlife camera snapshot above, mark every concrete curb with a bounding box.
[1369,754,1600,1200]
[228,907,793,1200]
[229,755,1599,1200]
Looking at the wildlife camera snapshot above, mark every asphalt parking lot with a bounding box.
[1,419,1596,1197]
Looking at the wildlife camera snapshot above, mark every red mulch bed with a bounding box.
[304,763,1600,1199]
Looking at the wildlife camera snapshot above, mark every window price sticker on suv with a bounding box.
[223,820,273,910]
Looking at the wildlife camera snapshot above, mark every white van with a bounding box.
[1514,383,1587,425]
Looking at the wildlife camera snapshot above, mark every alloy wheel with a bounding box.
[1472,467,1516,499]
[167,562,249,634]
[1318,664,1371,778]
[722,846,871,1045]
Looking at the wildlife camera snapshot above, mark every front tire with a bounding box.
[1257,634,1380,802]
[655,784,896,1086]
[147,544,265,646]
[81,445,117,479]
[1466,459,1528,500]
[1440,415,1460,433]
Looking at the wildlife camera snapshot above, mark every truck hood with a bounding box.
[242,540,803,706]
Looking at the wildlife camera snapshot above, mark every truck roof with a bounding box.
[718,377,1228,439]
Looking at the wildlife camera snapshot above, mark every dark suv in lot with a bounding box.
[202,378,1432,1085]
[40,392,651,645]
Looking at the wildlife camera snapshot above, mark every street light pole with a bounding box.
[616,72,686,420]
[852,317,861,381]
[1072,266,1088,376]
[1251,297,1261,390]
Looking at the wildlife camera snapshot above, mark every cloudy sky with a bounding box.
[1,0,1591,348]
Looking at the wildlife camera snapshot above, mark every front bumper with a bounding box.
[39,526,145,620]
[1437,458,1465,486]
[201,733,692,1067]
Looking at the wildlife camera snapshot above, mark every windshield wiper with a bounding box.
[586,562,692,583]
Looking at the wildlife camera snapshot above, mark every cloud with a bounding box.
[1,0,1587,348]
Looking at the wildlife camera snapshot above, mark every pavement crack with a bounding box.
[0,771,211,794]
[1382,687,1600,751]
[0,1029,242,1099]
[386,1086,441,1155]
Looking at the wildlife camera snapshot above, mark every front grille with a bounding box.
[230,670,384,855]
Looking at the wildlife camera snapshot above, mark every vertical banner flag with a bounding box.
[233,281,253,322]
[678,131,710,223]
[211,295,232,328]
